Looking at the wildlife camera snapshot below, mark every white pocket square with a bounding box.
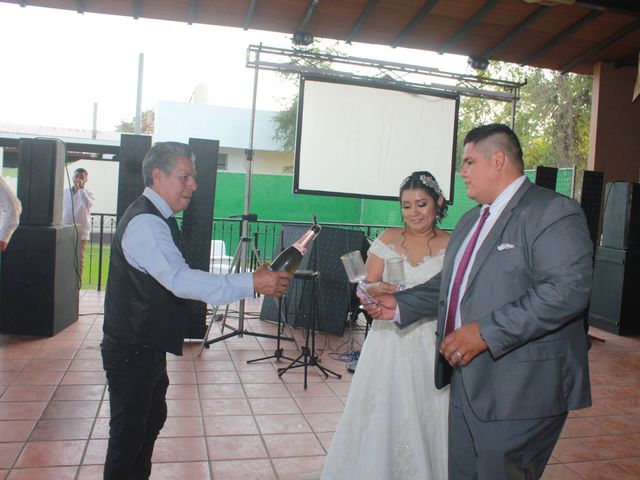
[497,243,515,251]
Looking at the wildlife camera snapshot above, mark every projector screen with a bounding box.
[294,75,459,202]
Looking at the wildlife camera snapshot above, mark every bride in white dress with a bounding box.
[321,171,451,480]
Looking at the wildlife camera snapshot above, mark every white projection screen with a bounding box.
[294,76,459,201]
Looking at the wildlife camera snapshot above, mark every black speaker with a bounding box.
[116,134,151,223]
[17,138,65,226]
[601,182,640,250]
[260,226,366,336]
[588,247,640,335]
[182,138,220,339]
[1,225,79,336]
[535,166,558,191]
[580,170,604,249]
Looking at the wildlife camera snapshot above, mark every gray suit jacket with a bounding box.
[396,180,593,421]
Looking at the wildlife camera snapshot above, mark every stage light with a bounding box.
[467,55,489,71]
[292,31,314,46]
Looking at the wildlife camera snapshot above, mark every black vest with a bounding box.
[103,196,188,355]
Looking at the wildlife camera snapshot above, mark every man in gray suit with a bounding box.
[365,124,593,479]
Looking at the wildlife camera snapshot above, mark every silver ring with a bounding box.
[455,351,463,359]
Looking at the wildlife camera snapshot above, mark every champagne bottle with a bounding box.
[270,218,321,273]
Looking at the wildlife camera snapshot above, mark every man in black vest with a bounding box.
[101,142,291,479]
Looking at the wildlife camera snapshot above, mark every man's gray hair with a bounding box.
[142,142,195,187]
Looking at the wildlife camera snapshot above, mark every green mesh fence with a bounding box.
[213,168,575,231]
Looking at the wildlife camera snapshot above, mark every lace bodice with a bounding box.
[368,237,445,288]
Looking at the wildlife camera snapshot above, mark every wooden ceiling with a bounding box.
[3,0,640,74]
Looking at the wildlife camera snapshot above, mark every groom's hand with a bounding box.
[440,321,488,367]
[361,293,397,320]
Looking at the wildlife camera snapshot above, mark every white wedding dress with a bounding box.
[321,238,449,480]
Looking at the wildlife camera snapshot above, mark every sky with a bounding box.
[0,3,471,132]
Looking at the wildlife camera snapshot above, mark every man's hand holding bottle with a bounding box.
[253,264,292,297]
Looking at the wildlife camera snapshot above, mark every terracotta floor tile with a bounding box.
[315,432,334,452]
[42,400,100,419]
[163,381,196,398]
[52,385,105,401]
[540,463,584,479]
[210,459,276,480]
[551,438,606,463]
[295,396,345,414]
[588,414,640,435]
[249,397,301,415]
[0,421,36,442]
[304,412,342,433]
[200,398,251,416]
[76,465,103,480]
[194,360,235,371]
[31,349,76,360]
[287,382,336,398]
[617,457,640,475]
[30,419,93,441]
[0,444,23,469]
[562,416,610,437]
[67,360,102,372]
[244,383,291,398]
[197,383,245,399]
[90,418,109,439]
[6,466,78,479]
[263,433,324,458]
[165,399,201,417]
[203,415,259,436]
[195,371,240,384]
[11,371,63,387]
[59,371,105,385]
[567,460,639,479]
[255,414,311,435]
[22,359,71,372]
[158,416,204,437]
[151,437,207,462]
[14,440,86,468]
[0,402,47,421]
[238,371,284,384]
[149,461,210,479]
[82,439,107,465]
[206,435,267,461]
[580,434,640,459]
[271,455,326,480]
[166,361,196,372]
[167,371,197,385]
[0,372,20,386]
[0,386,56,402]
[0,360,28,372]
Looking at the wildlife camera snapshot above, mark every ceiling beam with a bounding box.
[391,0,440,48]
[243,0,257,30]
[614,51,639,68]
[438,0,501,54]
[519,10,601,66]
[132,0,141,20]
[188,0,197,25]
[561,16,640,73]
[297,0,320,33]
[345,0,380,44]
[482,6,549,59]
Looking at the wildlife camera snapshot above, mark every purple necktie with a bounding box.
[444,207,490,336]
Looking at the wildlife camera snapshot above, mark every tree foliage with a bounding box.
[115,109,155,134]
[457,63,592,172]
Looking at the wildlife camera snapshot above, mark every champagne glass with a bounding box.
[340,250,375,303]
[385,257,406,291]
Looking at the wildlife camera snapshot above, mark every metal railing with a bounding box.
[83,214,395,291]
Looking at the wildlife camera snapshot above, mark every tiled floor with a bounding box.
[0,290,638,479]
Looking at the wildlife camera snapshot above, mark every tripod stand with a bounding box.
[199,230,292,354]
[246,293,297,364]
[277,270,342,389]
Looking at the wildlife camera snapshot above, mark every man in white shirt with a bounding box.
[62,168,94,277]
[364,124,593,479]
[0,176,21,252]
[101,142,292,480]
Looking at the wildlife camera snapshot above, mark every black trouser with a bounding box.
[101,334,169,480]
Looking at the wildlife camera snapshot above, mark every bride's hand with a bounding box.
[364,281,399,297]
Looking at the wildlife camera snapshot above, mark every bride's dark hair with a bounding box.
[399,171,448,222]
